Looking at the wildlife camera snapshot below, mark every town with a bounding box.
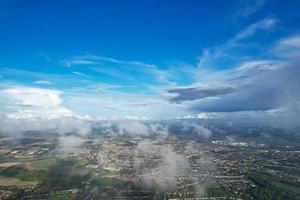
[0,126,299,199]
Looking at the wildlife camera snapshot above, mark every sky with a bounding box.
[0,0,300,124]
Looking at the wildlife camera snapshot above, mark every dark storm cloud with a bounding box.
[167,85,237,103]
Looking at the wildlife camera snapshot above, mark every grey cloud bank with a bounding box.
[190,60,300,114]
[167,85,237,103]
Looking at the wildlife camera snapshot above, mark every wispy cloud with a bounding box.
[197,17,277,70]
[72,71,91,78]
[68,54,156,68]
[0,68,92,90]
[33,80,53,85]
[61,59,97,67]
[60,54,172,84]
[236,0,266,18]
[230,17,276,42]
[60,54,155,68]
[39,52,53,62]
[272,34,300,58]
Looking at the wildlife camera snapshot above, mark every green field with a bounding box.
[30,158,57,170]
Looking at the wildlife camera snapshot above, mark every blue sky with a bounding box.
[0,0,299,122]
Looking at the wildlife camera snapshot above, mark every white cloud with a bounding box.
[148,123,169,136]
[3,86,62,108]
[56,135,86,155]
[6,108,72,119]
[117,121,150,136]
[182,122,212,138]
[197,112,214,119]
[134,140,189,190]
[1,86,72,119]
[178,113,215,120]
[54,117,91,136]
[125,115,149,120]
[0,116,91,136]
